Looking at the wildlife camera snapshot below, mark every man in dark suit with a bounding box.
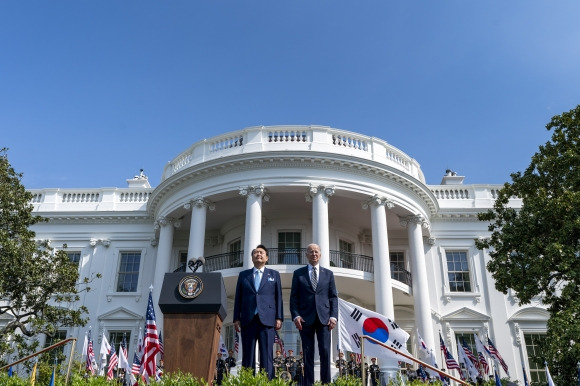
[290,243,338,385]
[233,244,283,379]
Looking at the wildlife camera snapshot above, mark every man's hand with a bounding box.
[234,320,241,333]
[275,319,282,330]
[328,318,337,330]
[293,316,304,331]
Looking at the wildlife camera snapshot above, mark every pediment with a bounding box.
[98,307,143,321]
[508,307,549,322]
[442,307,489,322]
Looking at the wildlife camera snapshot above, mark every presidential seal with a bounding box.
[178,275,203,299]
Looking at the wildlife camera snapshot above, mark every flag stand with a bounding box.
[361,334,468,386]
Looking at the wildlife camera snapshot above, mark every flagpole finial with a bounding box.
[149,284,154,292]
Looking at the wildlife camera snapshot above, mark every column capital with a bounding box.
[399,214,430,229]
[184,197,216,211]
[305,184,335,202]
[239,185,269,201]
[154,216,181,230]
[361,195,394,210]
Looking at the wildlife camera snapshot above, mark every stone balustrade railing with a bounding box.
[162,125,425,183]
[29,188,152,212]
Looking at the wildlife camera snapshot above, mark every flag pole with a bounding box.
[362,334,468,385]
[361,336,366,384]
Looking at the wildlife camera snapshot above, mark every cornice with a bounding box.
[41,212,152,225]
[148,151,439,218]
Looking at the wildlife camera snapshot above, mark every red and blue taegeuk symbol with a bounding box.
[362,317,389,345]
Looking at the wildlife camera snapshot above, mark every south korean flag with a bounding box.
[338,299,413,364]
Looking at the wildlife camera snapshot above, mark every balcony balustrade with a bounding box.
[174,249,412,286]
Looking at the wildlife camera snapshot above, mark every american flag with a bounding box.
[461,338,479,367]
[86,330,96,375]
[473,334,490,375]
[107,341,119,380]
[131,351,141,377]
[234,331,240,354]
[121,334,128,363]
[487,337,509,375]
[141,291,162,382]
[274,331,286,357]
[439,333,460,371]
[159,331,164,360]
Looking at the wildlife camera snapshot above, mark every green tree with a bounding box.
[476,105,580,384]
[0,148,100,364]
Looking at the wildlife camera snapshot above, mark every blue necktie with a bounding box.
[254,269,261,290]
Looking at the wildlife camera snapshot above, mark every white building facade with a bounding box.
[27,126,548,383]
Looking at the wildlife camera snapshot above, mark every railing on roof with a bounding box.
[162,125,425,183]
[173,249,412,286]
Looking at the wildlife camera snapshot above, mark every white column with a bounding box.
[152,217,179,331]
[307,184,334,268]
[402,215,435,353]
[240,185,266,269]
[185,197,215,267]
[363,195,395,318]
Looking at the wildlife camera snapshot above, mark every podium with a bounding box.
[158,272,227,382]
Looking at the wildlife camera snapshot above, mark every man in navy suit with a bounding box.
[290,243,338,385]
[233,244,283,379]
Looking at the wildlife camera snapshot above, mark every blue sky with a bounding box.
[2,1,579,189]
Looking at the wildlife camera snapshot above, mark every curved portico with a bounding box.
[148,126,439,361]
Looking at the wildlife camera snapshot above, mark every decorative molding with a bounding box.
[361,195,394,210]
[90,238,110,247]
[184,196,216,211]
[238,185,269,202]
[150,238,158,247]
[399,214,430,230]
[307,184,336,198]
[153,216,181,230]
[514,323,521,346]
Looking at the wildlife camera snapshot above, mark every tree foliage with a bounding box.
[476,105,580,384]
[0,148,99,363]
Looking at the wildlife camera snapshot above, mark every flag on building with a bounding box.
[338,299,412,363]
[461,338,478,367]
[473,334,490,375]
[439,333,460,371]
[99,333,111,376]
[107,341,119,380]
[274,331,286,357]
[545,362,556,386]
[234,331,240,354]
[219,335,228,359]
[86,330,97,375]
[457,340,480,382]
[141,290,162,382]
[487,337,509,376]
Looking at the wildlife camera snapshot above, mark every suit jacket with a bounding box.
[233,267,283,327]
[290,265,338,326]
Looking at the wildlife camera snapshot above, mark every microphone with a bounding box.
[188,256,205,272]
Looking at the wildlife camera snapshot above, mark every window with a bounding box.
[278,232,301,264]
[276,319,302,355]
[109,331,131,355]
[446,251,471,292]
[44,330,67,364]
[390,252,406,282]
[455,332,477,360]
[339,240,353,268]
[116,252,141,292]
[67,251,81,264]
[525,333,546,384]
[229,239,242,267]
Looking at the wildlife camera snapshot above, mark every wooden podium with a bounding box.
[158,272,227,383]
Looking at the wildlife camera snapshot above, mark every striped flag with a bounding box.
[439,333,460,371]
[159,331,164,360]
[86,330,96,375]
[107,341,119,380]
[131,352,141,379]
[121,334,129,362]
[234,331,240,354]
[461,338,479,367]
[141,291,161,382]
[487,337,509,376]
[474,334,490,375]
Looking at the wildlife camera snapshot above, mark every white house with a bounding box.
[27,125,548,383]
